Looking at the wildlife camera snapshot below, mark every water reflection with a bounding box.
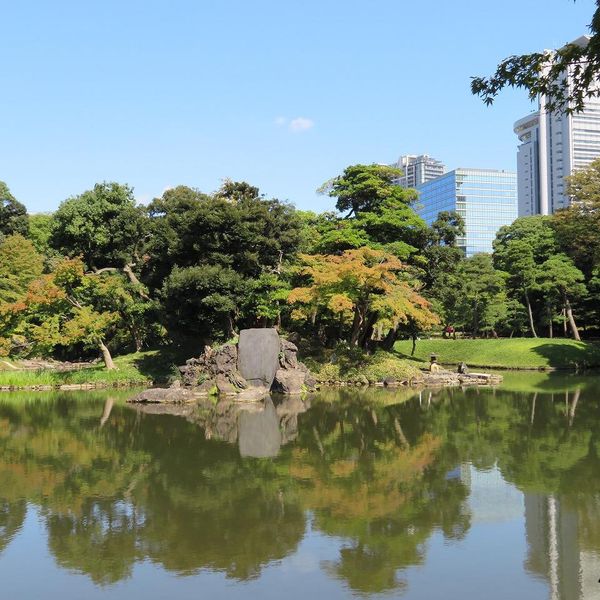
[0,379,597,598]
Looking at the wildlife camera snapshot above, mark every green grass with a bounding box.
[0,350,179,389]
[304,348,422,384]
[394,338,600,370]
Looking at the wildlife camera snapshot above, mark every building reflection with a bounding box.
[524,493,600,600]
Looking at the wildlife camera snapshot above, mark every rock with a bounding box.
[302,370,318,392]
[279,339,299,369]
[195,379,215,395]
[128,387,197,404]
[429,362,443,373]
[238,328,280,388]
[236,386,269,402]
[214,343,238,374]
[457,362,469,374]
[271,368,306,394]
[238,397,282,458]
[215,375,238,396]
[383,377,406,387]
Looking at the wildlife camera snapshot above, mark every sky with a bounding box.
[0,0,596,214]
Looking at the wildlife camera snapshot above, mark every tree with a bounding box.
[316,165,428,260]
[288,247,439,349]
[472,6,600,113]
[554,157,600,276]
[421,211,466,306]
[144,182,303,344]
[455,254,508,337]
[0,258,154,368]
[27,213,55,257]
[493,217,558,337]
[50,182,148,273]
[0,235,44,303]
[0,182,28,238]
[320,164,417,218]
[161,265,246,345]
[538,254,586,341]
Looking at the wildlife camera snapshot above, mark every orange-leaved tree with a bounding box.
[288,247,439,349]
[0,258,120,369]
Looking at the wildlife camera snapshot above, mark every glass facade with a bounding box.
[415,168,518,256]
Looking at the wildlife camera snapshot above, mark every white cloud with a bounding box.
[289,117,314,132]
[274,116,287,126]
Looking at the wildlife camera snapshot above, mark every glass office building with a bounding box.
[416,168,518,256]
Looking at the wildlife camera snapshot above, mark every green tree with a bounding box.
[493,217,558,337]
[456,254,508,337]
[144,182,302,343]
[321,164,412,217]
[0,235,44,303]
[554,157,600,277]
[421,211,466,325]
[538,254,586,341]
[161,265,246,345]
[50,182,148,274]
[27,213,55,257]
[0,182,28,238]
[316,164,427,260]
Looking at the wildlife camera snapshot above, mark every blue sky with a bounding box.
[0,0,595,213]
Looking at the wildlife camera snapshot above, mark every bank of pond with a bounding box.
[2,338,600,392]
[0,373,598,598]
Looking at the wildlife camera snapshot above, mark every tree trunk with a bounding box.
[564,296,581,341]
[524,290,537,338]
[562,308,567,337]
[411,333,417,356]
[100,397,115,427]
[568,388,580,427]
[99,340,117,370]
[350,306,364,347]
[127,322,143,352]
[382,327,398,351]
[358,313,378,350]
[530,392,537,425]
[547,304,553,339]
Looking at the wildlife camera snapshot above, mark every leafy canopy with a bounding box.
[0,182,28,238]
[50,182,147,270]
[288,247,439,347]
[472,7,600,113]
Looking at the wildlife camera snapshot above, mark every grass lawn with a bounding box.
[394,338,600,370]
[304,348,422,384]
[0,350,178,388]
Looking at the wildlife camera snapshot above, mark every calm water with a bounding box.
[0,376,599,599]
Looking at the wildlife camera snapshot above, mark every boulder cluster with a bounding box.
[179,338,317,396]
[130,333,317,404]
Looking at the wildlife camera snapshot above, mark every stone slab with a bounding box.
[237,328,280,388]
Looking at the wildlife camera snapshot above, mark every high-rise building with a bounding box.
[416,168,517,256]
[514,35,600,216]
[394,154,445,188]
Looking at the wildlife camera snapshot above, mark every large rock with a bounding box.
[238,397,282,458]
[237,328,280,388]
[271,368,307,395]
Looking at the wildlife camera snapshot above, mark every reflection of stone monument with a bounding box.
[130,395,311,458]
[238,397,281,458]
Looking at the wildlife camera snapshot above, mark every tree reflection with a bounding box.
[0,381,598,595]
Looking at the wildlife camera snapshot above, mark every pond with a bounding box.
[0,374,599,599]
